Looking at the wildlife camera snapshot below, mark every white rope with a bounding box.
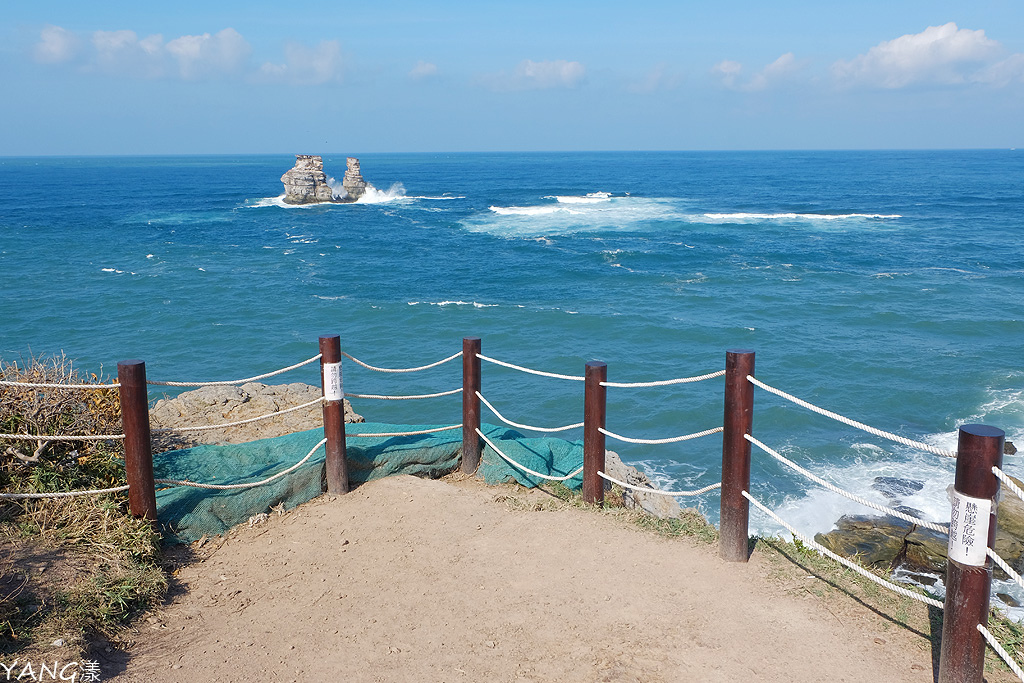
[348,425,462,438]
[979,624,1024,682]
[994,466,1024,504]
[0,432,125,441]
[745,434,949,535]
[0,380,120,390]
[477,354,585,382]
[344,387,462,401]
[988,548,1024,593]
[0,484,130,500]
[477,391,583,433]
[151,397,326,433]
[154,438,326,490]
[147,353,323,387]
[747,375,957,458]
[341,350,463,373]
[599,425,724,445]
[600,370,726,388]
[743,490,945,609]
[475,428,584,482]
[598,471,722,497]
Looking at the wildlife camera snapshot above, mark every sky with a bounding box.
[3,1,1023,155]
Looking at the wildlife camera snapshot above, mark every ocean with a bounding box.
[2,150,1022,558]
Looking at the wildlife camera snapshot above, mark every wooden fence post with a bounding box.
[320,335,349,495]
[720,349,755,562]
[462,337,482,474]
[938,424,1005,683]
[117,360,157,525]
[583,361,607,506]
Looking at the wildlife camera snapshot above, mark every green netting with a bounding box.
[154,422,584,543]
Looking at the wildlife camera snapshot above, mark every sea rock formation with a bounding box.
[280,155,369,204]
[604,450,682,519]
[280,155,336,205]
[340,157,367,202]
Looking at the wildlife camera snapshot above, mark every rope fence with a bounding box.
[0,432,126,441]
[344,388,462,401]
[476,427,584,482]
[348,425,462,438]
[746,375,957,458]
[154,438,326,491]
[146,353,323,387]
[0,380,120,390]
[979,624,1024,683]
[151,397,326,433]
[477,391,584,433]
[600,369,725,388]
[0,484,130,500]
[9,338,1016,683]
[599,425,723,445]
[745,434,950,535]
[342,350,462,373]
[477,353,585,381]
[597,470,722,497]
[743,490,946,610]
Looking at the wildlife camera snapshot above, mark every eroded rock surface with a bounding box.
[280,155,336,204]
[150,382,362,449]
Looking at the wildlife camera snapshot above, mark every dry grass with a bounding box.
[1,354,167,660]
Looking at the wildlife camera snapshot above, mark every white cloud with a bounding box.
[33,25,253,80]
[90,29,165,77]
[166,28,250,80]
[409,60,438,80]
[627,62,683,94]
[482,59,586,91]
[33,24,80,64]
[712,54,798,91]
[832,22,1002,88]
[972,54,1024,86]
[258,40,345,85]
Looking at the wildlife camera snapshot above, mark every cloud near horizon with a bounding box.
[832,22,1023,88]
[409,60,438,80]
[711,53,799,91]
[481,59,586,91]
[30,24,346,85]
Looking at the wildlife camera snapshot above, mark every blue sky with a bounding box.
[4,1,1023,154]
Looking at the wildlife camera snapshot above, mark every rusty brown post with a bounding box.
[583,361,607,506]
[938,424,1005,683]
[720,349,755,562]
[320,335,349,495]
[462,337,482,474]
[117,360,157,525]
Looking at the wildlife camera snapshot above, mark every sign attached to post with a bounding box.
[947,487,992,567]
[323,362,343,402]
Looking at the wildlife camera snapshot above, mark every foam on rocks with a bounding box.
[280,155,367,204]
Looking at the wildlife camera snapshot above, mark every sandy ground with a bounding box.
[101,474,964,683]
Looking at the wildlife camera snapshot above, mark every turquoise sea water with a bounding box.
[2,151,1022,548]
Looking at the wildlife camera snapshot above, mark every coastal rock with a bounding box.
[1007,440,1017,456]
[150,382,363,449]
[872,476,924,500]
[340,157,367,202]
[280,155,336,205]
[604,450,682,519]
[815,474,1024,576]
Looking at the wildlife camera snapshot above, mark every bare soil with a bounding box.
[99,474,1002,682]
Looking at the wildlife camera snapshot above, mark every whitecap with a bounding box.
[701,212,901,222]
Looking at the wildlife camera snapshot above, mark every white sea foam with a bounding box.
[468,196,684,237]
[543,191,613,204]
[407,300,499,308]
[355,182,407,204]
[701,212,901,222]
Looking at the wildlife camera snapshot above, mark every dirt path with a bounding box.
[104,475,962,682]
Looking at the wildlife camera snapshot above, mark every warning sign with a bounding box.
[947,488,991,567]
[323,362,343,402]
